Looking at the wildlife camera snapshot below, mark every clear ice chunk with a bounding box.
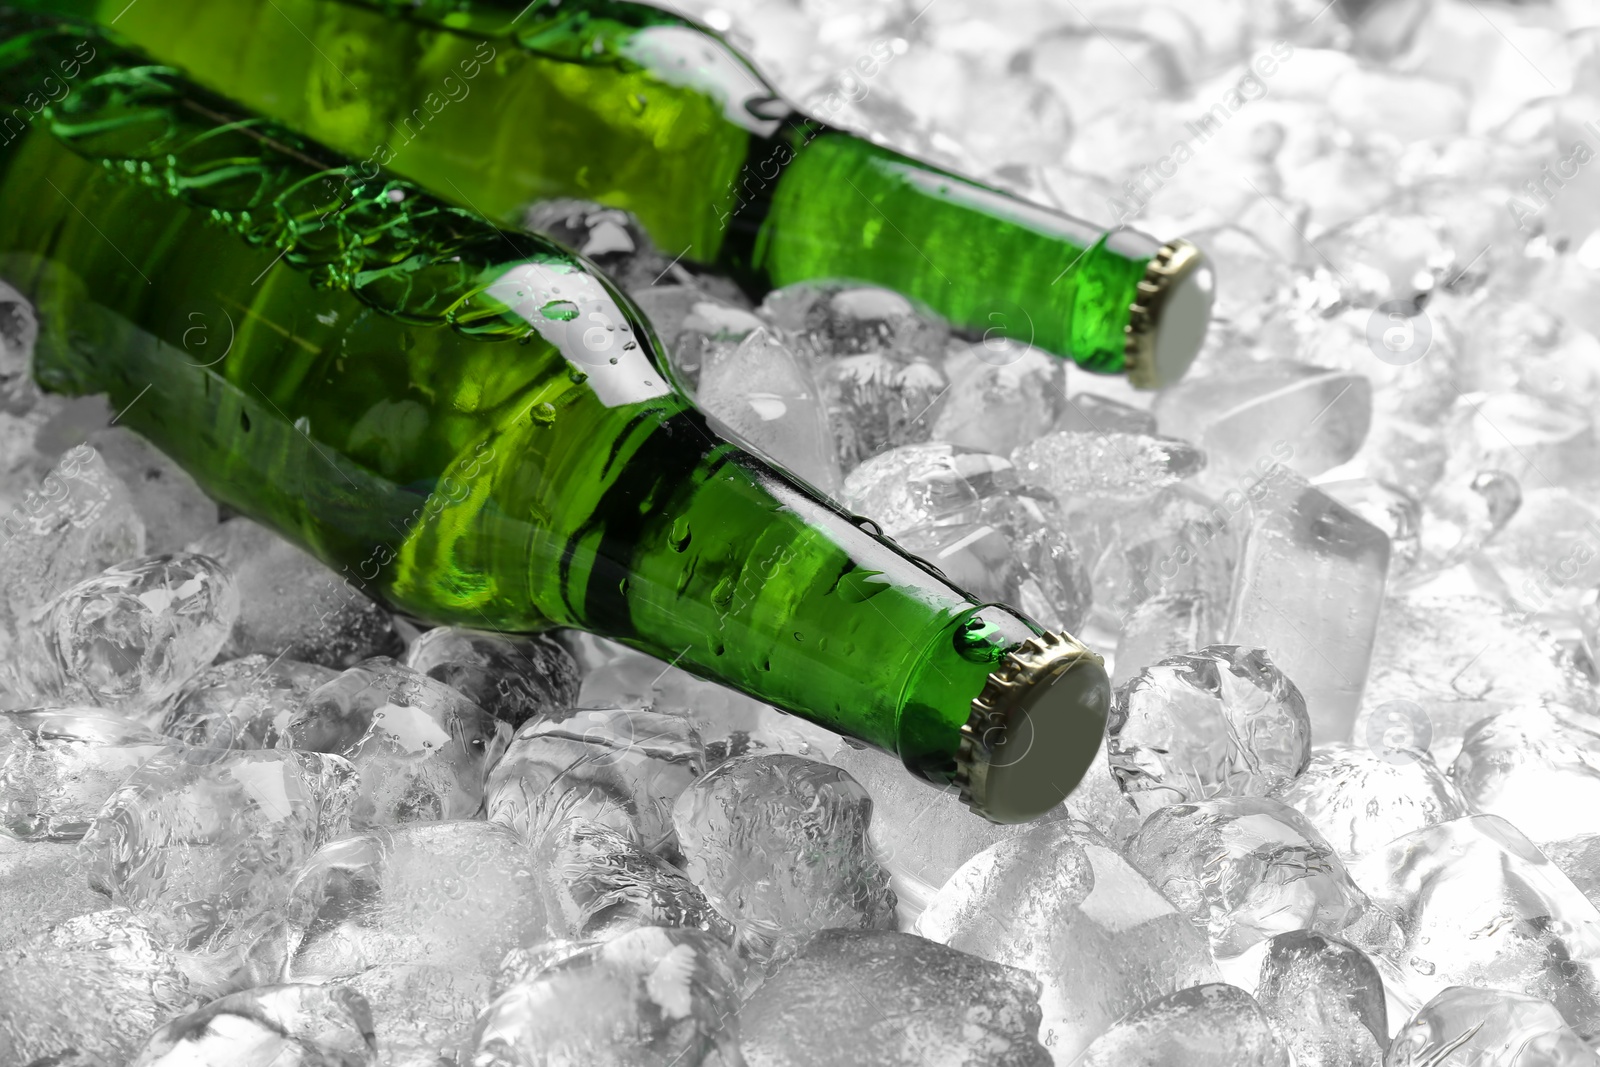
[761,282,951,467]
[1350,815,1600,1033]
[1126,796,1371,959]
[161,654,340,752]
[0,444,144,636]
[838,442,1010,537]
[1254,931,1388,1067]
[1153,364,1373,482]
[1054,392,1158,436]
[740,929,1051,1067]
[1089,485,1239,628]
[485,706,704,858]
[0,277,38,398]
[285,820,549,981]
[21,552,239,719]
[1224,467,1391,744]
[915,819,1219,1065]
[672,753,896,961]
[1113,591,1224,685]
[1481,489,1600,618]
[1109,645,1312,817]
[928,342,1065,458]
[696,326,842,491]
[1358,592,1587,766]
[1272,742,1468,863]
[1010,431,1206,504]
[523,198,668,291]
[1075,983,1293,1067]
[827,740,1044,924]
[190,518,400,669]
[0,908,198,1066]
[1387,986,1599,1067]
[404,626,580,730]
[1,706,168,840]
[570,636,839,765]
[128,983,379,1067]
[627,285,763,392]
[340,963,491,1067]
[1450,705,1600,848]
[81,748,355,959]
[1414,468,1521,575]
[0,835,107,952]
[86,426,218,554]
[535,817,734,944]
[468,926,743,1067]
[284,657,512,827]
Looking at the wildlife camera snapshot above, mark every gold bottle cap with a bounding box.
[1124,238,1214,390]
[955,631,1111,824]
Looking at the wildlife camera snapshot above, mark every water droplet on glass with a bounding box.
[540,300,580,321]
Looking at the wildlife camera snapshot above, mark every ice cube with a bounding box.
[1054,391,1159,436]
[898,507,1091,635]
[915,820,1219,1065]
[0,835,107,952]
[740,928,1051,1067]
[696,326,842,491]
[0,908,198,1066]
[1089,485,1239,627]
[1153,364,1373,482]
[1387,986,1599,1067]
[467,926,743,1067]
[1481,489,1600,619]
[1075,983,1293,1067]
[1113,592,1224,685]
[1411,468,1521,576]
[1319,478,1423,579]
[486,706,704,858]
[928,342,1066,457]
[626,285,763,392]
[523,198,668,291]
[1225,467,1392,744]
[535,817,735,944]
[0,444,144,635]
[19,553,239,720]
[81,748,355,960]
[404,627,580,730]
[1350,815,1600,1033]
[1125,796,1371,958]
[340,963,491,1067]
[85,426,218,554]
[839,442,1021,536]
[1272,743,1468,863]
[1010,431,1206,505]
[128,983,379,1066]
[285,821,548,981]
[672,753,896,961]
[1108,645,1312,817]
[1254,931,1388,1067]
[1442,393,1599,493]
[0,277,38,399]
[161,654,340,752]
[827,740,1046,925]
[571,637,839,765]
[1450,705,1600,846]
[1358,592,1588,766]
[284,657,512,827]
[761,283,951,466]
[1,707,168,840]
[190,518,400,669]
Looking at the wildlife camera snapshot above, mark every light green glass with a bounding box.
[0,14,1109,820]
[14,0,1210,381]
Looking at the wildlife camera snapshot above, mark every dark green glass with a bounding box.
[0,15,1109,821]
[14,0,1212,384]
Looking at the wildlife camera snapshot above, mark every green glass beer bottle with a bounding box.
[0,15,1110,822]
[14,0,1213,386]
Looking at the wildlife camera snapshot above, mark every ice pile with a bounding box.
[10,0,1600,1061]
